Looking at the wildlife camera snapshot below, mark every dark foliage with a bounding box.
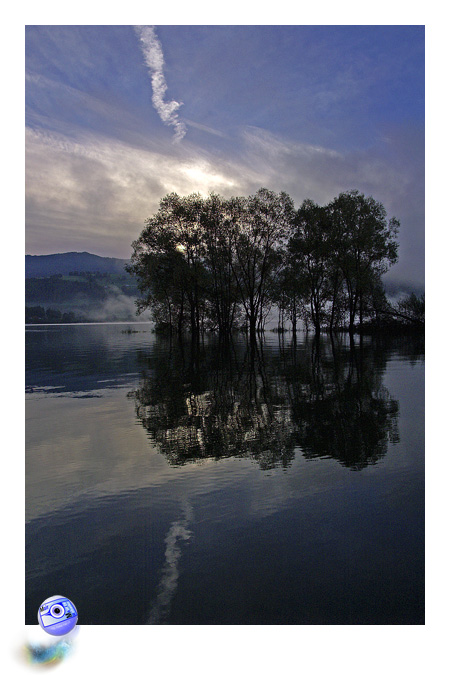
[128,188,413,337]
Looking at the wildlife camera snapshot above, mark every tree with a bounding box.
[328,190,399,333]
[378,291,425,327]
[201,194,240,337]
[228,188,295,342]
[396,292,425,325]
[160,193,209,337]
[127,207,186,333]
[128,193,210,337]
[128,187,402,339]
[288,200,333,333]
[364,272,389,328]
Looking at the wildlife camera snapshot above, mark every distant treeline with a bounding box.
[25,306,85,324]
[25,271,141,324]
[26,271,138,304]
[127,188,424,338]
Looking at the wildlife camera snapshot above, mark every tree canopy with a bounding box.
[127,188,404,338]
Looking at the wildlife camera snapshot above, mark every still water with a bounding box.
[25,324,424,624]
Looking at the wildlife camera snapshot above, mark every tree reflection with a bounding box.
[130,334,399,471]
[284,335,399,469]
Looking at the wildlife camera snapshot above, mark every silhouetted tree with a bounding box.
[375,291,425,329]
[328,190,399,333]
[128,187,402,339]
[127,211,186,333]
[228,188,295,341]
[394,292,425,325]
[128,193,211,337]
[201,194,241,336]
[288,200,333,333]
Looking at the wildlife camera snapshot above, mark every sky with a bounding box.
[25,25,424,287]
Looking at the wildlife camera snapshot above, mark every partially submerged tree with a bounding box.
[288,200,333,334]
[328,190,399,333]
[128,187,402,338]
[128,193,210,336]
[396,292,425,324]
[201,194,240,336]
[228,188,295,341]
[378,291,425,328]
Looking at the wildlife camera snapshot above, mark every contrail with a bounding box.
[147,501,193,624]
[135,25,187,142]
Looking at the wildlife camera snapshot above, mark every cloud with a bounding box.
[25,119,423,285]
[184,118,228,139]
[134,26,187,142]
[25,127,243,256]
[26,71,151,147]
[238,125,424,285]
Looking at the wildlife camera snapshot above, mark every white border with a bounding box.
[3,6,445,674]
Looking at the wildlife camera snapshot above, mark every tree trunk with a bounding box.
[178,290,185,335]
[359,289,363,329]
[190,302,196,336]
[349,300,356,333]
[167,298,172,333]
[249,305,257,343]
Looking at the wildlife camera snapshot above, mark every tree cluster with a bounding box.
[127,188,401,337]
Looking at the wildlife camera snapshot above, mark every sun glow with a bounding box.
[180,164,236,196]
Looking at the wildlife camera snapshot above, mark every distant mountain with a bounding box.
[25,252,130,278]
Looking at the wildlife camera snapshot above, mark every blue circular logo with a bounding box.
[37,595,78,636]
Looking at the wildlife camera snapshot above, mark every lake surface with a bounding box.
[25,324,424,624]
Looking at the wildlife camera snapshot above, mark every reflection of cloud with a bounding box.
[148,501,193,624]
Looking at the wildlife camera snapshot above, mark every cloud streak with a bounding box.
[147,501,193,624]
[135,26,187,142]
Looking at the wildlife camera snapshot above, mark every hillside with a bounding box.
[25,252,148,323]
[25,252,130,278]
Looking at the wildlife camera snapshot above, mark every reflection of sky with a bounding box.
[25,352,423,524]
[25,326,422,525]
[25,325,424,624]
[26,25,424,286]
